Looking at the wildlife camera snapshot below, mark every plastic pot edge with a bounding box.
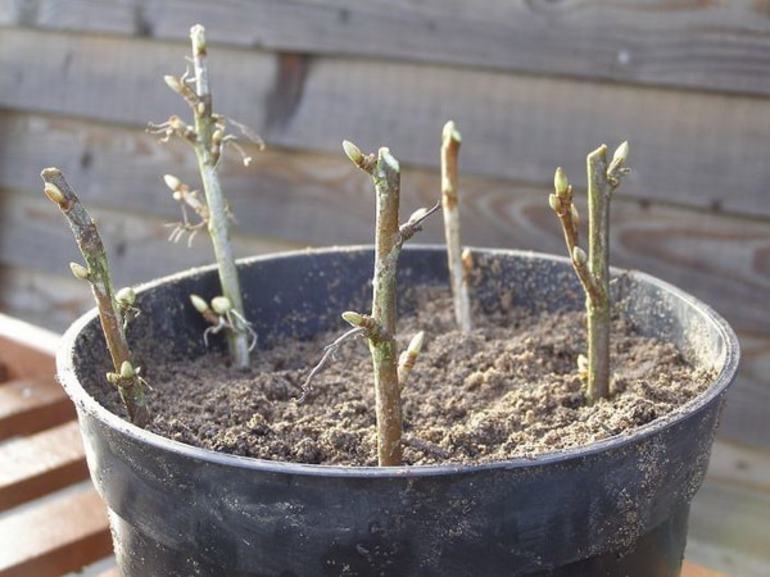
[56,245,741,478]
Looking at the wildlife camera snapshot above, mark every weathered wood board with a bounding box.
[3,0,770,98]
[2,31,770,217]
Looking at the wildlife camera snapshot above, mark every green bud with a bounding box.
[190,294,210,314]
[554,167,569,196]
[69,262,89,280]
[43,182,66,207]
[211,296,232,315]
[341,311,364,327]
[106,371,119,384]
[570,204,579,226]
[548,193,562,213]
[612,141,629,166]
[120,360,135,379]
[116,287,136,306]
[572,246,587,265]
[407,331,425,355]
[342,140,364,166]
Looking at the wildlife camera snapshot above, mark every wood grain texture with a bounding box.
[0,421,88,511]
[3,0,770,98]
[689,440,770,577]
[0,378,75,440]
[0,485,111,577]
[2,32,770,218]
[0,312,58,379]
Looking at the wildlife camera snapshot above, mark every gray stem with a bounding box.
[190,25,250,368]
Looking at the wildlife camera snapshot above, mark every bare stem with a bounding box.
[367,147,405,466]
[189,25,250,368]
[441,121,472,332]
[41,168,150,426]
[339,142,439,465]
[585,145,611,402]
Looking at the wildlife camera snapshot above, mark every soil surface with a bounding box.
[98,288,712,466]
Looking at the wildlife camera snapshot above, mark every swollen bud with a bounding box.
[164,75,184,94]
[341,311,364,327]
[612,141,629,166]
[43,182,66,207]
[69,262,89,280]
[211,296,232,315]
[190,294,210,314]
[342,140,364,167]
[116,287,136,306]
[548,193,562,213]
[120,360,135,379]
[163,174,182,192]
[407,331,425,355]
[554,167,569,196]
[572,246,588,265]
[570,204,580,226]
[407,207,429,225]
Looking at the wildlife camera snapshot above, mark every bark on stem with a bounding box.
[369,147,404,466]
[189,25,250,368]
[41,168,150,426]
[586,145,612,402]
[441,121,472,332]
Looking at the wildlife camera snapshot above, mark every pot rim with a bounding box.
[57,245,740,478]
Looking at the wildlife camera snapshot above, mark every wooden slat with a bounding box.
[682,562,726,577]
[0,378,74,440]
[2,33,770,218]
[0,486,111,577]
[3,0,770,98]
[0,312,58,380]
[688,440,770,577]
[0,265,93,333]
[0,421,88,511]
[0,186,299,289]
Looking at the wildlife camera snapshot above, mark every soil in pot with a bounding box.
[92,287,712,466]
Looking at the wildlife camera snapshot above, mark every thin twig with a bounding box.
[42,168,150,426]
[298,326,367,403]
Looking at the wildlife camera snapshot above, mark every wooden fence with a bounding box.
[0,0,768,450]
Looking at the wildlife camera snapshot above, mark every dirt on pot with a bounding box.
[93,287,712,466]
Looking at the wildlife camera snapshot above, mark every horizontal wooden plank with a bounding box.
[0,421,88,511]
[0,378,74,440]
[3,0,770,98]
[0,485,111,577]
[682,562,726,577]
[2,32,770,218]
[0,265,95,333]
[0,313,58,380]
[0,186,299,289]
[688,440,770,577]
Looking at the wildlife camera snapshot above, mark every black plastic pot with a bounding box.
[59,247,739,577]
